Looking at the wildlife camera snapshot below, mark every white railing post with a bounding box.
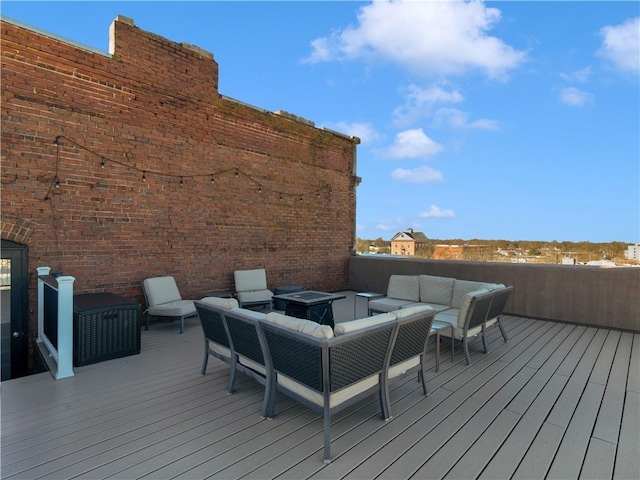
[55,276,75,379]
[36,266,75,379]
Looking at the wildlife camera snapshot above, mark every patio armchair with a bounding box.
[141,276,198,334]
[435,287,512,364]
[383,305,436,417]
[259,312,397,463]
[234,268,273,311]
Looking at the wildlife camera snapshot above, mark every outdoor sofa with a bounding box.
[194,298,436,463]
[368,274,513,364]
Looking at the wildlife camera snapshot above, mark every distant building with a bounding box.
[626,244,640,261]
[433,244,464,260]
[390,228,430,256]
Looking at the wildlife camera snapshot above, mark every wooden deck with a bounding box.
[1,291,638,479]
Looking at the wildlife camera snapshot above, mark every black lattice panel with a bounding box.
[390,320,431,366]
[196,307,230,348]
[329,327,393,391]
[263,327,323,391]
[226,317,264,365]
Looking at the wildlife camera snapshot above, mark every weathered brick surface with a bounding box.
[1,17,358,361]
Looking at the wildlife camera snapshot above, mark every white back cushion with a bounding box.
[234,268,268,292]
[419,275,455,305]
[333,313,396,336]
[393,304,434,319]
[452,280,494,308]
[387,275,420,301]
[264,312,334,339]
[457,288,490,328]
[201,297,239,309]
[143,276,182,306]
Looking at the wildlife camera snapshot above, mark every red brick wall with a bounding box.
[1,17,358,349]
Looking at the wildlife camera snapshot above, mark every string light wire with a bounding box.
[47,135,331,201]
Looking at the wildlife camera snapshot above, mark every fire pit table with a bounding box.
[272,290,346,329]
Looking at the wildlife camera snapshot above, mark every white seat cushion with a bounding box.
[237,290,273,304]
[148,299,196,317]
[368,298,417,313]
[208,339,231,358]
[277,372,379,409]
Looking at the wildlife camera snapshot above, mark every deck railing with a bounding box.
[36,266,75,379]
[348,255,640,332]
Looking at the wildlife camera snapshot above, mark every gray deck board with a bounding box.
[614,391,639,480]
[1,292,636,480]
[547,381,606,479]
[592,332,633,444]
[581,437,617,480]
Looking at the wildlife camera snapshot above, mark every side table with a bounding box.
[430,320,454,372]
[355,292,384,318]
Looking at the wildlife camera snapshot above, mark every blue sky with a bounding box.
[3,1,639,243]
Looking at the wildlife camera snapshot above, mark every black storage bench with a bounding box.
[73,293,141,366]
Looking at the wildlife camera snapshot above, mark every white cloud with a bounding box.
[321,121,382,144]
[419,204,455,219]
[391,166,443,183]
[305,0,527,79]
[393,83,464,124]
[382,128,443,159]
[434,107,500,131]
[598,17,640,74]
[559,87,593,107]
[560,66,592,83]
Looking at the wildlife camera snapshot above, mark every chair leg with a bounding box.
[481,327,488,353]
[463,337,471,365]
[261,375,276,419]
[323,408,332,463]
[498,317,509,342]
[201,345,209,375]
[145,312,150,331]
[379,376,392,420]
[419,369,428,396]
[226,359,238,394]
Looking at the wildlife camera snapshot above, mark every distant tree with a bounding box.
[373,237,387,248]
[355,237,370,253]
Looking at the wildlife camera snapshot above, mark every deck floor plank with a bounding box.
[592,332,633,445]
[613,391,639,480]
[1,292,635,480]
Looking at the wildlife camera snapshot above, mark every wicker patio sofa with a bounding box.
[259,305,435,463]
[195,298,436,463]
[368,274,513,364]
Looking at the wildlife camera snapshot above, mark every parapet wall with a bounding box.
[349,255,640,332]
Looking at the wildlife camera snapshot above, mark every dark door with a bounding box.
[1,240,29,380]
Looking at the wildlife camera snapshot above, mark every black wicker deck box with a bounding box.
[73,293,141,366]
